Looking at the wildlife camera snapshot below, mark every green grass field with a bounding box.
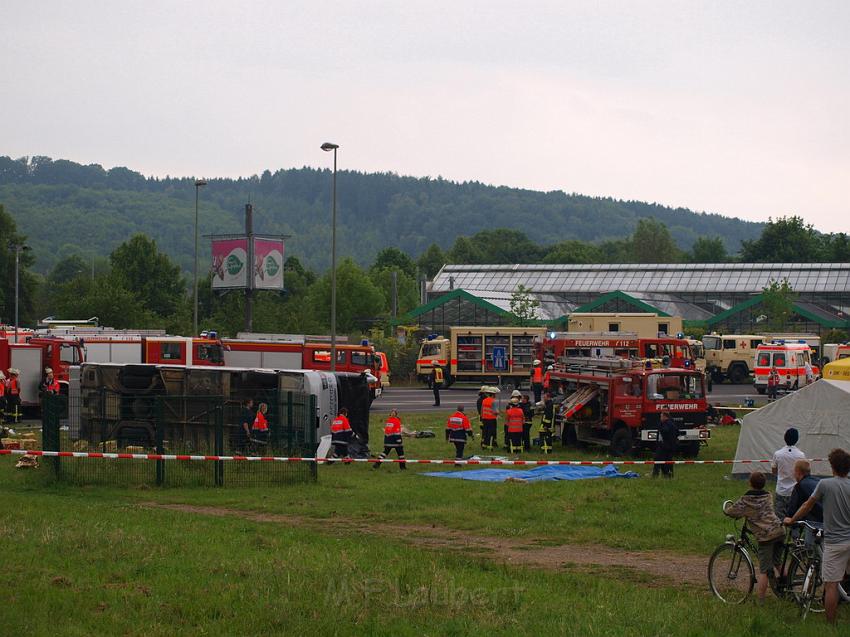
[1,413,846,635]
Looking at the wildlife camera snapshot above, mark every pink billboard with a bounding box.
[253,238,285,290]
[211,238,248,289]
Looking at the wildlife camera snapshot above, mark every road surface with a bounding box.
[372,382,766,413]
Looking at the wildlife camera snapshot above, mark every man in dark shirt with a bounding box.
[652,410,679,478]
[788,458,823,523]
[232,398,254,453]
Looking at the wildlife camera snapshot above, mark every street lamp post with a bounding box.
[320,142,339,372]
[193,179,207,335]
[8,242,30,342]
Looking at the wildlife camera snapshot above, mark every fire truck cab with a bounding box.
[753,341,819,394]
[550,357,709,457]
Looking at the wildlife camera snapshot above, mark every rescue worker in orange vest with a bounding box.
[506,390,522,448]
[506,398,526,452]
[520,394,533,451]
[767,367,780,402]
[251,402,269,444]
[446,405,473,466]
[530,359,544,402]
[330,407,353,460]
[543,365,553,393]
[430,365,444,407]
[480,387,498,450]
[6,368,22,423]
[40,367,61,396]
[374,408,406,470]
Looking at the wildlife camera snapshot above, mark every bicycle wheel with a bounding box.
[799,563,823,619]
[709,543,755,604]
[786,554,823,612]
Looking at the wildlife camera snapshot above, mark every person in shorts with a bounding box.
[724,471,785,601]
[785,448,850,624]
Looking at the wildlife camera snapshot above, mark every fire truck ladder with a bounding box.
[559,385,601,419]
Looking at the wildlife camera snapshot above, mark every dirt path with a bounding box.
[142,502,708,587]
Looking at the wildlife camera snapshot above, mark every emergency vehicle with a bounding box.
[548,357,709,456]
[416,326,546,388]
[0,336,84,407]
[540,333,702,371]
[701,333,764,384]
[822,343,850,365]
[222,336,382,397]
[753,340,819,394]
[83,335,225,367]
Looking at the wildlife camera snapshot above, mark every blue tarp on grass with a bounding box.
[422,464,639,482]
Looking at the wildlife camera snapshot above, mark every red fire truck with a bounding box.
[753,340,819,394]
[541,333,697,369]
[0,336,85,407]
[549,357,710,456]
[81,335,225,367]
[222,337,383,397]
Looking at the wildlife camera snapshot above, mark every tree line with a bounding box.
[0,154,765,274]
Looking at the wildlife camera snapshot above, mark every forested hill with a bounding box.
[0,155,763,274]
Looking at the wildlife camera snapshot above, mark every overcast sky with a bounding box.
[2,1,847,232]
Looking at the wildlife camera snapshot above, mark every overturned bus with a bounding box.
[72,363,374,453]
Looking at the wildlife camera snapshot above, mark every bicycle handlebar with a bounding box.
[794,520,823,533]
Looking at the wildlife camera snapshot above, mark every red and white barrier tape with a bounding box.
[0,448,819,466]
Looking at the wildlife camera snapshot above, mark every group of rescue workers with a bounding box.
[0,366,61,423]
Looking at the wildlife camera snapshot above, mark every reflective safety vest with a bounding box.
[433,367,444,384]
[252,411,268,431]
[446,412,471,437]
[506,407,525,433]
[543,371,551,389]
[0,381,4,397]
[532,366,543,384]
[384,416,402,436]
[481,396,497,420]
[9,378,20,396]
[541,400,554,426]
[331,415,351,433]
[45,379,60,394]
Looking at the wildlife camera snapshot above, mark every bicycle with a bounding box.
[708,501,848,613]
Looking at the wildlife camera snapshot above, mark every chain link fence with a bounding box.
[41,390,317,487]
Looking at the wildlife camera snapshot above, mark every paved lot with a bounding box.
[373,382,766,413]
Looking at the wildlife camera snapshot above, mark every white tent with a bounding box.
[733,380,850,477]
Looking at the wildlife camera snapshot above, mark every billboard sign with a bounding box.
[211,238,248,289]
[253,238,285,290]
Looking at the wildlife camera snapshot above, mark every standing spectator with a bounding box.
[476,385,487,439]
[446,406,472,466]
[480,387,498,450]
[530,359,544,403]
[725,471,785,602]
[520,394,533,451]
[330,407,353,460]
[373,409,406,470]
[804,359,815,385]
[251,402,269,445]
[787,459,823,524]
[772,427,805,518]
[767,367,780,402]
[430,365,444,407]
[652,410,678,478]
[785,448,850,624]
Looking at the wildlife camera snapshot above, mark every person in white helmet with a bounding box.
[530,359,544,403]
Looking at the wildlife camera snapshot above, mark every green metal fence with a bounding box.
[41,390,317,487]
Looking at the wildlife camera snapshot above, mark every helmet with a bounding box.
[479,385,489,393]
[45,367,53,374]
[533,359,541,366]
[486,386,499,394]
[510,389,522,398]
[547,365,554,370]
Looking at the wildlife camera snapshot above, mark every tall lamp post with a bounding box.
[8,242,31,342]
[320,142,339,372]
[193,178,207,335]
